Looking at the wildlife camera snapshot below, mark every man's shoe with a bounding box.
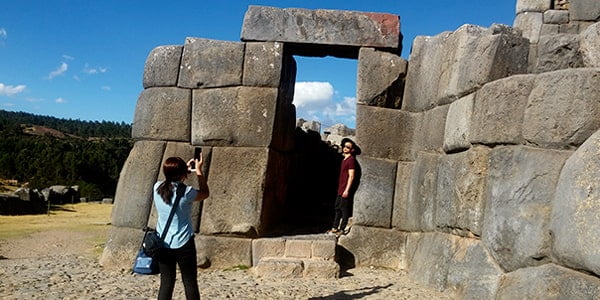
[326,228,339,235]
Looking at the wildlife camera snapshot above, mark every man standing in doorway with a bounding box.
[327,138,360,236]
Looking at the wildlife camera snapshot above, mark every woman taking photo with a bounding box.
[154,154,209,300]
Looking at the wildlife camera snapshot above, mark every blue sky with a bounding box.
[0,1,516,129]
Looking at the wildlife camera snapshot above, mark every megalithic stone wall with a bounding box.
[102,2,600,297]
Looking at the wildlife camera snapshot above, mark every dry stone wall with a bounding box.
[102,1,600,297]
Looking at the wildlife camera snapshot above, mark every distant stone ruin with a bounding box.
[101,1,600,298]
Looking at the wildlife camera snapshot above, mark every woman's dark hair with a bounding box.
[157,157,188,204]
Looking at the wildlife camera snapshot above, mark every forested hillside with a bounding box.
[0,110,132,201]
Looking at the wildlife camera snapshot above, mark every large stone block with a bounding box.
[470,74,536,146]
[533,34,583,73]
[446,238,504,300]
[242,42,284,87]
[241,6,401,55]
[497,264,600,299]
[523,68,600,149]
[147,142,212,232]
[402,32,451,111]
[570,0,600,21]
[443,93,474,153]
[514,12,544,43]
[111,141,165,228]
[356,105,421,161]
[196,235,252,269]
[199,147,270,236]
[551,130,600,276]
[437,24,528,105]
[436,146,490,237]
[580,23,600,68]
[132,87,191,141]
[482,145,571,272]
[99,226,143,270]
[338,225,408,270]
[254,257,304,278]
[414,105,449,154]
[191,86,279,147]
[392,162,415,230]
[516,0,553,13]
[408,232,459,291]
[143,45,183,88]
[357,47,407,108]
[178,37,244,88]
[353,157,396,228]
[405,152,440,231]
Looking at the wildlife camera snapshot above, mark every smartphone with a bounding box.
[190,147,202,171]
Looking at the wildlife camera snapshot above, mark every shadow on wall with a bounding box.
[282,128,342,235]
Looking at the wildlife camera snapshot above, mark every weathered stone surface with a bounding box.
[392,162,415,230]
[99,226,142,269]
[111,141,165,228]
[132,87,191,141]
[551,129,600,276]
[514,12,544,43]
[516,0,553,13]
[241,6,401,53]
[437,24,528,105]
[543,9,570,24]
[196,235,252,269]
[436,146,490,237]
[446,238,503,300]
[178,37,244,88]
[199,147,269,236]
[533,34,583,73]
[312,239,336,260]
[143,45,182,88]
[356,105,421,161]
[353,157,396,228]
[523,68,600,148]
[338,225,407,270]
[405,152,440,231]
[540,23,560,35]
[404,25,528,111]
[414,105,449,154]
[402,32,451,111]
[285,239,312,258]
[252,238,285,266]
[243,42,284,87]
[470,75,536,146]
[569,0,600,21]
[191,87,278,147]
[443,93,474,153]
[496,264,600,299]
[303,260,340,279]
[357,47,406,108]
[482,146,571,272]
[408,232,458,291]
[580,23,600,68]
[254,257,304,278]
[147,142,212,232]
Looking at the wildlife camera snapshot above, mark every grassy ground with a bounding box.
[0,202,112,258]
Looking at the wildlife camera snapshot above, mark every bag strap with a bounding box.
[159,183,186,240]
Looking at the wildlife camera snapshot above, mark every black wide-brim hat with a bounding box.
[341,138,361,155]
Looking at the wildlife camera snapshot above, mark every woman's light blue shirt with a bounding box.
[153,181,198,249]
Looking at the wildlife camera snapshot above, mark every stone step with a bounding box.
[254,257,340,279]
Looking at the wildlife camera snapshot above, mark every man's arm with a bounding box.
[342,169,355,198]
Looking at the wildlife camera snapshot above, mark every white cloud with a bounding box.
[62,54,75,60]
[293,81,333,108]
[47,62,68,79]
[55,97,67,104]
[0,83,26,96]
[0,28,6,38]
[2,102,15,108]
[83,63,108,74]
[25,97,44,103]
[101,86,111,91]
